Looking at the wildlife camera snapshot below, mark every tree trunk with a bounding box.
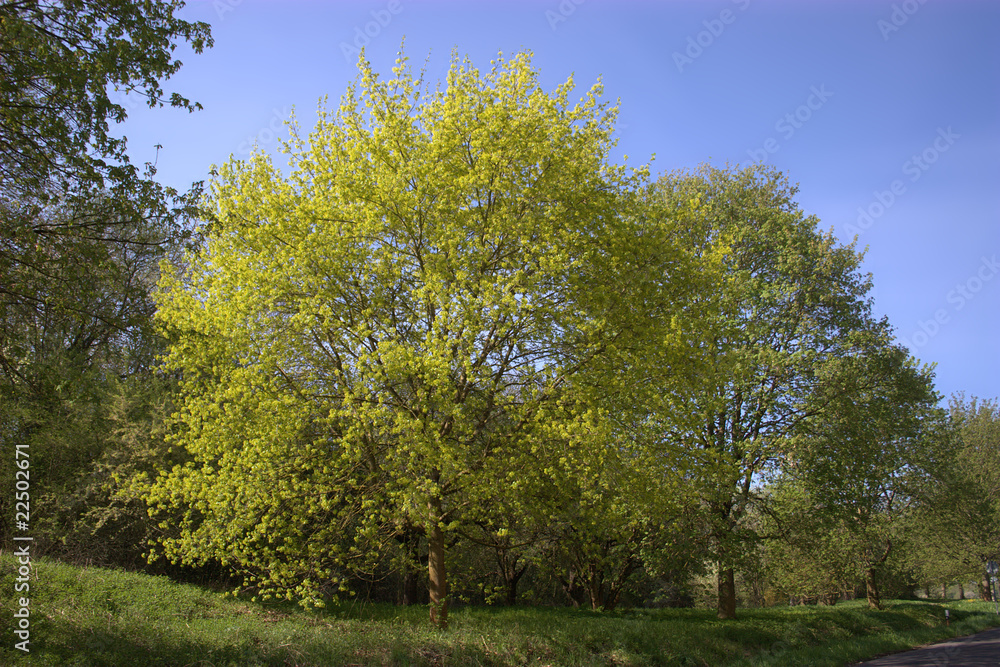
[717,565,737,619]
[399,527,423,606]
[558,569,584,608]
[604,558,640,612]
[586,562,606,611]
[941,582,948,600]
[496,547,527,606]
[402,569,420,605]
[503,564,526,606]
[866,568,882,610]
[428,507,448,629]
[866,540,891,609]
[959,582,965,600]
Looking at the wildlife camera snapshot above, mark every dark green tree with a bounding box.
[644,164,883,618]
[0,1,211,556]
[908,396,1000,599]
[792,345,943,608]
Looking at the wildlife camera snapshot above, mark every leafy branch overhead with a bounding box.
[0,0,211,203]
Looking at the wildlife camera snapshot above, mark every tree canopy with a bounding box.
[0,0,211,205]
[147,50,716,627]
[0,0,211,564]
[642,164,885,617]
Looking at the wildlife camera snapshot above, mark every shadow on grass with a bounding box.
[4,615,295,667]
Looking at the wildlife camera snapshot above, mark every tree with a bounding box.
[146,51,703,627]
[0,0,211,428]
[792,344,943,608]
[644,164,882,618]
[908,396,1000,599]
[760,482,862,605]
[0,0,211,206]
[0,1,211,555]
[0,197,183,551]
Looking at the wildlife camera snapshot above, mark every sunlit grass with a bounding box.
[2,555,998,666]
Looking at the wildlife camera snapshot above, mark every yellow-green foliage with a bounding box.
[144,50,709,606]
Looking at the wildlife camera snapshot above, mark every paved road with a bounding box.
[852,626,1000,666]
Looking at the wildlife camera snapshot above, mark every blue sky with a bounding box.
[117,0,999,402]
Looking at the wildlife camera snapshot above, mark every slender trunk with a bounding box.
[558,570,583,608]
[604,560,640,612]
[941,582,948,600]
[496,547,526,606]
[398,527,423,605]
[923,584,931,599]
[959,582,965,600]
[717,565,737,619]
[866,540,891,609]
[586,563,605,610]
[866,568,882,610]
[428,506,448,629]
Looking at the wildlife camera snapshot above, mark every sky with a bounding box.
[115,0,1000,402]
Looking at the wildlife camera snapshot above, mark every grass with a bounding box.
[2,555,1000,666]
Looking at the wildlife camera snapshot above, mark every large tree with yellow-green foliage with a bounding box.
[145,51,710,627]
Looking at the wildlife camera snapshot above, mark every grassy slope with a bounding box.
[2,556,1000,666]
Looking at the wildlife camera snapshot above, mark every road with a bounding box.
[851,626,1000,666]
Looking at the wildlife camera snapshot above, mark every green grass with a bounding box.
[3,556,999,666]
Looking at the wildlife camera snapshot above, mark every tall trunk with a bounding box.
[400,529,423,606]
[866,568,882,609]
[958,582,965,600]
[717,565,737,619]
[866,540,891,609]
[586,562,605,610]
[428,505,448,629]
[941,582,948,600]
